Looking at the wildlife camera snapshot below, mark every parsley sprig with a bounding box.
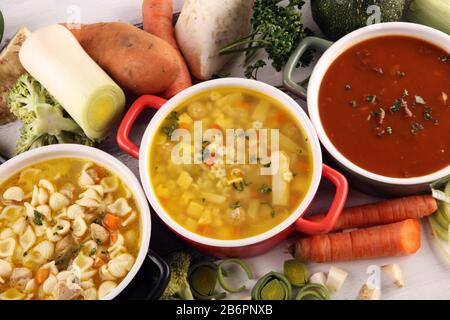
[219,0,313,79]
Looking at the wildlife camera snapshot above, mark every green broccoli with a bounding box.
[7,74,94,154]
[161,252,194,300]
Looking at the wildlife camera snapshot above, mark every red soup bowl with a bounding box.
[117,78,348,257]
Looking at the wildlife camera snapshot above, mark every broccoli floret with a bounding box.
[161,252,194,300]
[7,74,95,154]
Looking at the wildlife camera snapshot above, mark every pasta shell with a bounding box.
[33,220,48,238]
[38,179,55,193]
[76,197,100,208]
[41,261,59,275]
[81,240,98,256]
[80,269,97,281]
[0,259,12,277]
[49,192,69,211]
[101,176,119,193]
[72,253,94,272]
[72,217,88,238]
[98,281,117,299]
[82,287,97,300]
[52,220,71,236]
[12,217,27,235]
[38,187,49,206]
[0,205,25,222]
[99,265,116,281]
[67,204,85,220]
[107,198,131,217]
[24,202,35,219]
[45,227,61,243]
[117,253,134,271]
[36,205,52,221]
[107,258,128,278]
[24,279,37,293]
[32,240,54,260]
[107,234,124,254]
[3,186,25,202]
[42,274,57,295]
[60,184,75,200]
[0,228,14,240]
[20,226,36,252]
[79,170,95,187]
[122,211,137,227]
[0,288,26,300]
[30,186,39,207]
[0,238,16,258]
[87,185,105,198]
[79,189,102,202]
[80,279,94,290]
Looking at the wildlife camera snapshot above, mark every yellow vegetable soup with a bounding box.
[0,158,141,300]
[150,88,313,240]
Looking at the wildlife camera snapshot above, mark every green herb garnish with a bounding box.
[220,0,313,78]
[161,111,180,138]
[33,210,43,226]
[244,60,267,80]
[230,201,241,210]
[89,248,97,257]
[232,180,249,192]
[260,184,272,193]
[390,99,402,113]
[423,107,433,121]
[262,162,271,168]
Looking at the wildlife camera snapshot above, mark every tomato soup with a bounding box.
[319,35,449,178]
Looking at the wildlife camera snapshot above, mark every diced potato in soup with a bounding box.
[0,159,141,300]
[150,88,313,240]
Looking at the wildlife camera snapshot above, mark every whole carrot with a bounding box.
[142,0,192,98]
[295,219,421,263]
[309,195,437,232]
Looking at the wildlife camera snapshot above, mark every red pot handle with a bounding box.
[117,95,167,159]
[295,164,348,234]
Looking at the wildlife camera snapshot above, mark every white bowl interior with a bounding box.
[0,145,151,300]
[308,22,450,185]
[140,78,323,248]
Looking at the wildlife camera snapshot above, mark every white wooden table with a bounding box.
[1,0,448,300]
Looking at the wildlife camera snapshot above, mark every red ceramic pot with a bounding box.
[117,79,348,257]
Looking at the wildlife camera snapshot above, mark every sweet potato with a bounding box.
[64,22,181,95]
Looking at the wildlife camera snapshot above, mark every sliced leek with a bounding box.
[217,259,253,293]
[19,25,125,140]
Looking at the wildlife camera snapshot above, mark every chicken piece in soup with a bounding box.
[0,158,141,300]
[150,88,313,240]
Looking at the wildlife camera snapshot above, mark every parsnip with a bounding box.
[19,25,125,140]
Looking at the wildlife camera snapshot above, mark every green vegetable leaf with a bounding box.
[33,210,43,226]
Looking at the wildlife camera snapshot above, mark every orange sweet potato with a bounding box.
[65,22,181,95]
